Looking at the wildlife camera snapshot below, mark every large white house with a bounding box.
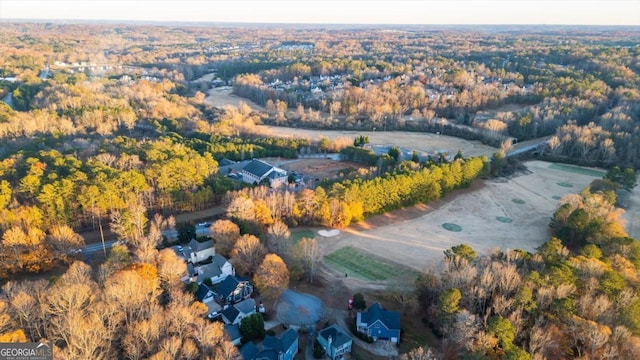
[175,238,215,264]
[239,159,288,187]
[194,254,235,284]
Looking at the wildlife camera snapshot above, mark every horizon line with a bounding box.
[2,18,640,28]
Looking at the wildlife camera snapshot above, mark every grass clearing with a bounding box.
[324,246,413,281]
[399,318,440,353]
[549,163,606,177]
[291,230,315,244]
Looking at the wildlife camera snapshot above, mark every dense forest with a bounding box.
[1,21,640,359]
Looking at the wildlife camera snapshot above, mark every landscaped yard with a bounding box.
[324,246,414,281]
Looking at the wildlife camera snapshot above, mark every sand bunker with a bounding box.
[318,229,341,237]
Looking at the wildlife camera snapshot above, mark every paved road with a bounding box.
[81,225,211,256]
[83,239,118,257]
[507,136,550,157]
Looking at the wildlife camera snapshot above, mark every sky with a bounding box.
[0,0,639,26]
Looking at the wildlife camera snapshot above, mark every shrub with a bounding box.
[313,339,324,359]
[240,313,265,341]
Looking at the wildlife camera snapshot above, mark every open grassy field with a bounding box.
[318,160,615,273]
[291,230,315,243]
[204,86,266,111]
[260,125,499,159]
[548,163,607,177]
[324,246,415,281]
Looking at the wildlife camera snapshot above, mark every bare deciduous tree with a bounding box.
[209,219,240,257]
[230,235,266,276]
[293,237,321,283]
[46,225,85,262]
[156,249,187,289]
[266,220,290,254]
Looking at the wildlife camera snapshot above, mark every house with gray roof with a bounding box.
[187,238,215,263]
[262,328,298,360]
[317,324,353,360]
[239,342,260,360]
[239,159,288,187]
[224,324,242,346]
[194,283,222,318]
[356,303,401,343]
[194,254,234,284]
[240,328,298,360]
[221,298,256,325]
[215,276,253,305]
[195,283,216,304]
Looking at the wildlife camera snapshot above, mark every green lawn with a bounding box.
[549,163,606,177]
[291,230,315,243]
[324,246,412,281]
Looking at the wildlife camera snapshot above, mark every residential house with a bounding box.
[224,324,242,346]
[221,298,256,325]
[194,254,234,284]
[240,329,298,360]
[195,283,216,304]
[356,303,401,343]
[194,283,222,318]
[212,254,235,279]
[216,276,253,305]
[239,342,260,360]
[182,263,196,282]
[239,159,288,187]
[187,238,215,263]
[317,324,353,360]
[262,328,298,360]
[196,264,222,284]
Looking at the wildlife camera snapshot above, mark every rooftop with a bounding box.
[319,324,353,348]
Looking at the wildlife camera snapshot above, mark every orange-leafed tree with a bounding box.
[254,254,289,302]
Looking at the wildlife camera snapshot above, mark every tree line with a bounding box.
[223,155,486,229]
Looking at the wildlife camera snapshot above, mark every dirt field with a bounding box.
[316,160,625,274]
[260,157,367,181]
[260,125,498,159]
[204,86,266,111]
